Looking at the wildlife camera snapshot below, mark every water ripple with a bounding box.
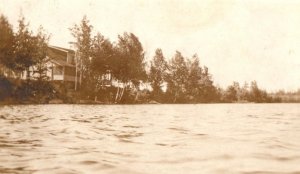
[0,104,299,174]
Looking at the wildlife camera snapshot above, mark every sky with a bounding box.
[0,0,300,92]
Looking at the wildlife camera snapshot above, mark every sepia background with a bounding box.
[1,1,300,174]
[1,0,300,92]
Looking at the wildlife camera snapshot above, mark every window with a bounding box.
[53,66,63,75]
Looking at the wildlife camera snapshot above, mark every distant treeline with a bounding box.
[0,15,284,104]
[270,90,300,103]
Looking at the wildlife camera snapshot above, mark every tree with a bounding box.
[70,15,93,90]
[149,48,167,101]
[91,33,113,75]
[185,54,218,103]
[166,51,189,103]
[0,15,14,74]
[0,74,13,101]
[248,81,270,102]
[33,26,50,81]
[113,32,147,103]
[239,82,249,101]
[186,54,203,102]
[114,32,146,82]
[247,81,275,102]
[224,84,238,102]
[13,16,37,78]
[90,33,114,99]
[198,66,218,102]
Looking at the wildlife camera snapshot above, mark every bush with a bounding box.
[0,75,13,100]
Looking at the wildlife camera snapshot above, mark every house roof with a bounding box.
[47,45,75,67]
[49,45,75,53]
[50,59,75,67]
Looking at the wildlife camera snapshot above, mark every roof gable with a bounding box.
[47,46,75,66]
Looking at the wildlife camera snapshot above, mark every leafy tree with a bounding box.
[224,81,240,102]
[113,32,147,102]
[185,55,218,103]
[0,74,13,100]
[149,48,167,101]
[0,15,14,74]
[70,15,93,90]
[91,33,114,75]
[90,33,114,98]
[224,84,238,102]
[198,66,217,102]
[248,81,269,102]
[238,82,249,101]
[166,51,188,103]
[13,16,37,78]
[186,54,203,102]
[33,26,50,81]
[248,81,260,102]
[114,32,146,83]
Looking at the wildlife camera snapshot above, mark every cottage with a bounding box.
[46,46,76,82]
[18,45,118,90]
[19,45,77,89]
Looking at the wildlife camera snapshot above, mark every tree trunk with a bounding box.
[79,59,83,89]
[26,67,30,80]
[115,81,120,103]
[75,62,78,90]
[173,92,178,103]
[118,83,126,103]
[134,88,139,103]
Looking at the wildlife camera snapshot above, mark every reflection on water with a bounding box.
[0,104,300,174]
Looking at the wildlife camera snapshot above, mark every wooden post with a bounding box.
[75,53,78,91]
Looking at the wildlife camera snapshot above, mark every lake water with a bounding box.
[0,104,300,174]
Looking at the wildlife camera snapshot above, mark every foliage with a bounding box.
[0,75,55,103]
[186,55,218,102]
[0,14,283,104]
[165,51,189,103]
[90,33,114,95]
[0,15,14,71]
[32,26,50,81]
[224,85,238,102]
[0,15,55,103]
[13,16,38,76]
[149,48,167,102]
[0,74,13,100]
[248,81,271,103]
[69,15,93,89]
[109,32,147,103]
[114,32,147,84]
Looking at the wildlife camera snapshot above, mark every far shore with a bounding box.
[0,99,295,105]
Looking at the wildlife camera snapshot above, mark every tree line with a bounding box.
[0,14,54,103]
[0,15,281,104]
[270,89,300,103]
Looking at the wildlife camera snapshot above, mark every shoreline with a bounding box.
[0,100,294,105]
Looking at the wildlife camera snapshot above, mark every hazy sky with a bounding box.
[1,0,300,91]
